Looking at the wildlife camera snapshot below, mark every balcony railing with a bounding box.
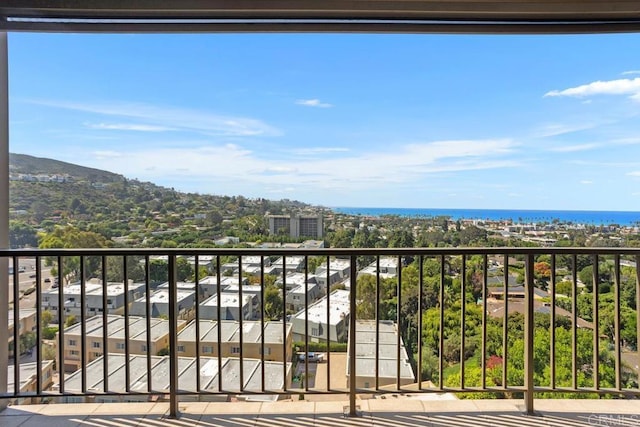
[2,247,640,417]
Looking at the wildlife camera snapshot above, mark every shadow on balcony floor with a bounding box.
[1,399,639,427]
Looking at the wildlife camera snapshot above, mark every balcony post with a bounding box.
[524,253,535,414]
[348,255,358,416]
[168,254,179,418]
[0,31,9,412]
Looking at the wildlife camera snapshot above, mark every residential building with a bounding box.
[56,354,292,403]
[59,315,186,372]
[358,257,399,279]
[347,320,415,389]
[221,256,271,275]
[315,258,351,291]
[129,288,196,319]
[41,281,145,321]
[286,282,322,313]
[266,256,305,275]
[290,289,350,343]
[275,272,318,291]
[8,308,37,358]
[199,293,256,321]
[177,319,292,362]
[7,361,55,404]
[267,214,324,239]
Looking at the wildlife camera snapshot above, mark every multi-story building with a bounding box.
[59,315,186,372]
[290,289,350,343]
[199,293,256,321]
[347,320,415,389]
[129,288,196,319]
[176,319,292,362]
[41,281,146,321]
[267,256,305,276]
[57,354,292,403]
[315,258,351,291]
[8,308,37,358]
[7,361,55,404]
[358,257,399,279]
[286,282,322,313]
[267,214,323,239]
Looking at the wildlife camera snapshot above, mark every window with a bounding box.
[116,342,125,350]
[70,350,79,355]
[93,352,102,358]
[231,346,240,354]
[92,342,100,348]
[177,345,185,353]
[203,346,213,354]
[259,347,271,355]
[312,328,319,336]
[141,344,147,352]
[68,339,77,346]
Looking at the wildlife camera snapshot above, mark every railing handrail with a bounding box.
[2,246,639,418]
[3,246,640,256]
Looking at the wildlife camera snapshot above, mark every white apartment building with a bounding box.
[358,257,399,279]
[347,320,415,389]
[286,282,322,313]
[129,288,196,318]
[290,289,350,343]
[199,293,256,321]
[315,258,351,290]
[267,214,324,239]
[264,256,306,276]
[41,281,145,321]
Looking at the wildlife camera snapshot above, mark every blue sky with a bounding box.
[7,32,640,210]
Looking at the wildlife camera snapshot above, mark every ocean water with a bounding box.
[332,207,640,226]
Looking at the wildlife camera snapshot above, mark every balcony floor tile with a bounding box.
[2,399,640,427]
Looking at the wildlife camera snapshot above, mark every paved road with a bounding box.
[7,258,54,307]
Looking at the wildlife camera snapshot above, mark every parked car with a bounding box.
[297,352,324,363]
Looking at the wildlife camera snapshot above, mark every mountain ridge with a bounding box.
[9,153,124,182]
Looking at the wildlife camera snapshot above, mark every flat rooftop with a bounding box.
[63,315,184,342]
[293,289,350,326]
[177,320,290,345]
[201,293,253,308]
[61,354,291,393]
[45,282,145,297]
[352,321,414,380]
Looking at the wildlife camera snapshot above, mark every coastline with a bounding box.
[332,207,640,226]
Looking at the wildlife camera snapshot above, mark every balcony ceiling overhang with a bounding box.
[1,1,640,34]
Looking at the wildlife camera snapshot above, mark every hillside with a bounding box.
[9,153,124,182]
[8,153,318,248]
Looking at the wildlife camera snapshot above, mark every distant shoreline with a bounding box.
[332,207,640,226]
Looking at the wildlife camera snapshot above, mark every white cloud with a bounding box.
[580,180,593,185]
[548,143,600,153]
[85,122,176,132]
[627,171,640,177]
[544,77,640,100]
[622,70,640,75]
[292,147,349,156]
[80,138,519,196]
[28,99,281,137]
[93,150,123,159]
[296,99,333,108]
[533,122,601,138]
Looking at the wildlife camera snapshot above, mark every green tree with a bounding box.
[9,220,38,248]
[264,284,284,320]
[39,225,111,283]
